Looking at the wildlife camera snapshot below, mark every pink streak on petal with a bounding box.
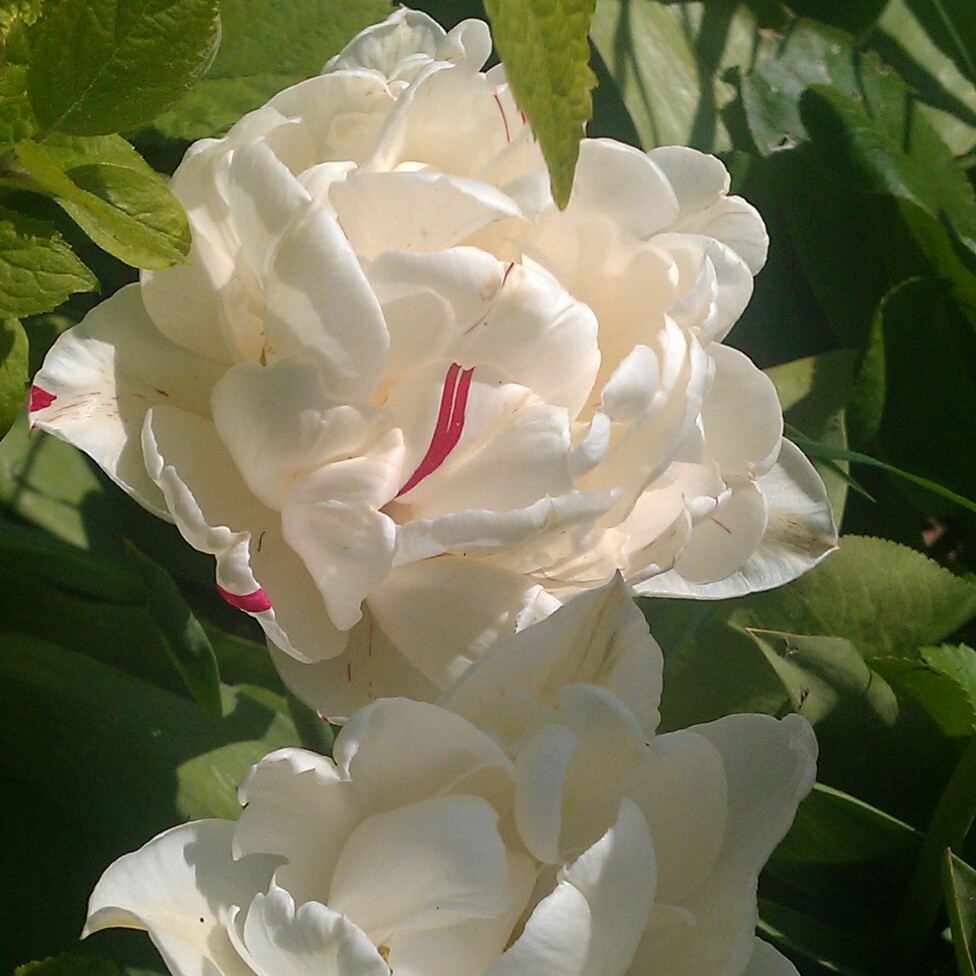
[29,386,56,412]
[217,584,272,613]
[396,362,475,498]
[492,90,511,143]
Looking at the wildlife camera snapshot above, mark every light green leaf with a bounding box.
[15,137,190,268]
[0,64,35,149]
[725,535,976,660]
[0,206,96,317]
[924,644,976,706]
[749,630,899,726]
[944,850,976,976]
[484,0,595,209]
[153,0,390,140]
[874,655,976,738]
[26,0,220,134]
[125,541,222,717]
[0,316,26,437]
[905,0,976,87]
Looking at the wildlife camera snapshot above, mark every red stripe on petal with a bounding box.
[492,90,511,143]
[396,363,475,498]
[217,584,272,613]
[29,386,56,412]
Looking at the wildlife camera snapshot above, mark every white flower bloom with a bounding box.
[31,8,835,713]
[84,581,816,976]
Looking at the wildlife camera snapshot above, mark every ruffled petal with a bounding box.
[334,697,513,817]
[83,820,277,976]
[30,284,223,516]
[442,576,663,740]
[328,794,511,935]
[230,884,387,976]
[486,799,656,976]
[234,749,362,907]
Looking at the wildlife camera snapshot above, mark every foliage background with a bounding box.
[3,1,976,974]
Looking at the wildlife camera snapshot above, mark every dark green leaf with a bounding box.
[15,138,190,268]
[125,541,222,717]
[0,315,26,437]
[0,205,96,316]
[944,850,976,976]
[485,0,595,208]
[15,956,119,976]
[153,0,390,140]
[782,0,889,34]
[925,644,976,706]
[874,655,976,738]
[749,630,899,725]
[27,0,220,134]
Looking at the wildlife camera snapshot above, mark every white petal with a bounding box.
[630,714,815,976]
[335,697,513,817]
[270,612,440,720]
[234,749,362,907]
[701,345,782,478]
[486,799,656,976]
[211,360,389,510]
[365,557,540,689]
[30,284,222,516]
[330,170,522,260]
[636,440,836,598]
[84,820,277,976]
[231,884,387,976]
[264,201,388,400]
[645,147,730,220]
[672,482,769,585]
[741,939,801,976]
[626,731,728,904]
[442,576,663,740]
[329,794,510,935]
[385,852,536,976]
[323,8,444,76]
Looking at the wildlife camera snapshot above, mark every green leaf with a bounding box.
[925,645,976,706]
[905,0,976,87]
[0,63,35,149]
[782,0,889,33]
[125,541,222,717]
[874,655,976,738]
[944,850,976,976]
[0,206,96,316]
[153,0,390,140]
[725,535,976,660]
[0,315,26,437]
[485,0,595,209]
[15,137,190,268]
[26,0,220,135]
[748,630,899,726]
[897,735,976,963]
[15,956,120,976]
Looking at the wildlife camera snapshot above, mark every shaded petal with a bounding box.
[636,440,836,598]
[335,697,513,817]
[331,170,522,260]
[329,795,510,935]
[84,820,277,976]
[442,576,663,739]
[211,360,389,510]
[234,749,362,907]
[647,145,768,273]
[366,556,542,689]
[270,612,440,720]
[264,201,388,400]
[280,432,402,630]
[741,939,801,976]
[701,344,782,478]
[230,885,387,976]
[486,800,656,976]
[30,284,223,517]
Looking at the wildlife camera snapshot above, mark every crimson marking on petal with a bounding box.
[492,90,511,143]
[710,518,733,535]
[396,362,475,498]
[29,386,56,413]
[217,584,272,613]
